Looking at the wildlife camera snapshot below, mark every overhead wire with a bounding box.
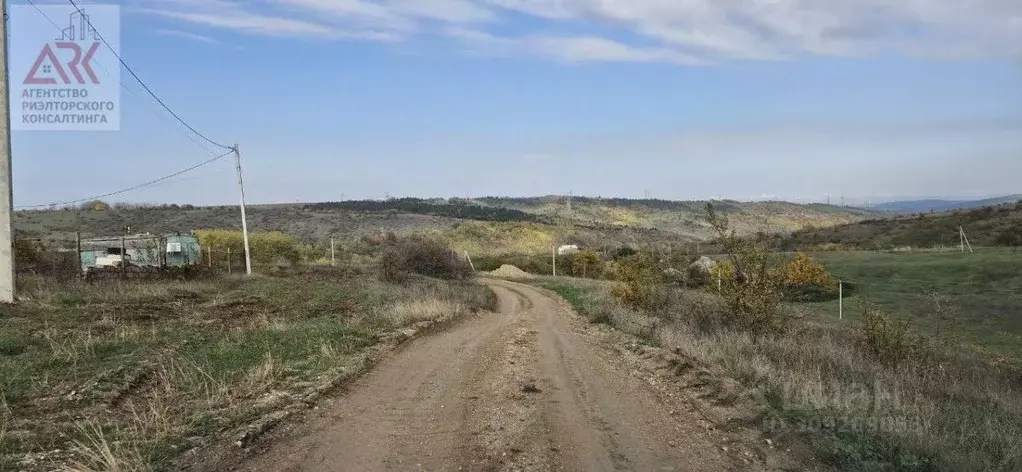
[24,0,219,155]
[15,149,234,209]
[15,1,239,209]
[66,0,233,151]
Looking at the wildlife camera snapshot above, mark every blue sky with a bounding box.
[10,0,1022,207]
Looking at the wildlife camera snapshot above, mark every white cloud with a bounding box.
[140,0,404,41]
[390,0,496,23]
[444,27,706,64]
[153,28,223,44]
[139,0,1022,63]
[528,35,706,64]
[482,0,1022,60]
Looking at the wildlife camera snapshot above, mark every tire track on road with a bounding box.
[236,278,775,471]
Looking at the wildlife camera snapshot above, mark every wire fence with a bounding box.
[13,235,354,281]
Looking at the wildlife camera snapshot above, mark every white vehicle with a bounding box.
[94,253,130,268]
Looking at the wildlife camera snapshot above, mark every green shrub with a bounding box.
[473,252,551,275]
[194,229,302,265]
[610,252,669,312]
[564,251,604,278]
[994,223,1022,247]
[379,236,472,282]
[858,301,920,368]
[14,239,44,266]
[706,203,791,335]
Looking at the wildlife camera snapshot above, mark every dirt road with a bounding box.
[238,279,791,471]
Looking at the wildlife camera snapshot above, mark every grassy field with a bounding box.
[0,267,494,471]
[806,249,1022,359]
[531,275,1022,471]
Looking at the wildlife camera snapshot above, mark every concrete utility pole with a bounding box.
[839,280,843,320]
[552,245,557,277]
[0,1,16,302]
[330,237,335,266]
[233,145,253,275]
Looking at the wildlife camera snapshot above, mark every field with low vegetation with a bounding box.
[808,249,1022,359]
[0,238,494,470]
[506,205,1022,471]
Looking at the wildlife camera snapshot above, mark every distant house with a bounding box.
[557,244,580,256]
[80,233,201,272]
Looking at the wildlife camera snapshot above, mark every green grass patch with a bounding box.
[807,249,1022,359]
[538,282,585,311]
[0,268,493,470]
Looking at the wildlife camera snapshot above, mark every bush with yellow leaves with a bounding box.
[778,252,836,289]
[194,229,302,265]
[610,252,669,312]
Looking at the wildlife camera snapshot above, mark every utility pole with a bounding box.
[552,245,557,277]
[0,1,15,302]
[233,145,253,275]
[330,237,335,267]
[959,226,974,253]
[75,232,82,277]
[839,280,843,320]
[960,226,965,253]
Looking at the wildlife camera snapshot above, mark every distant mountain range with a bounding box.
[871,195,1022,214]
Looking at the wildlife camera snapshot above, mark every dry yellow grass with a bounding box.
[541,277,1022,471]
[655,318,1022,470]
[66,422,151,472]
[385,298,466,326]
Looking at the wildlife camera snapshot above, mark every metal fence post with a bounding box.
[120,235,126,279]
[75,232,83,277]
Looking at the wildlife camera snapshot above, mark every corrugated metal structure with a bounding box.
[80,233,201,271]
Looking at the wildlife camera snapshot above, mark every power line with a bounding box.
[24,0,218,155]
[65,0,232,151]
[15,149,233,209]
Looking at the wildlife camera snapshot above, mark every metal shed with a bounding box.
[80,233,201,271]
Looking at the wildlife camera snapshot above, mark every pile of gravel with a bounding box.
[490,264,533,279]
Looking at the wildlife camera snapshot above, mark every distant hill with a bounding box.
[766,201,1022,251]
[872,195,1022,214]
[474,196,876,239]
[14,196,880,254]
